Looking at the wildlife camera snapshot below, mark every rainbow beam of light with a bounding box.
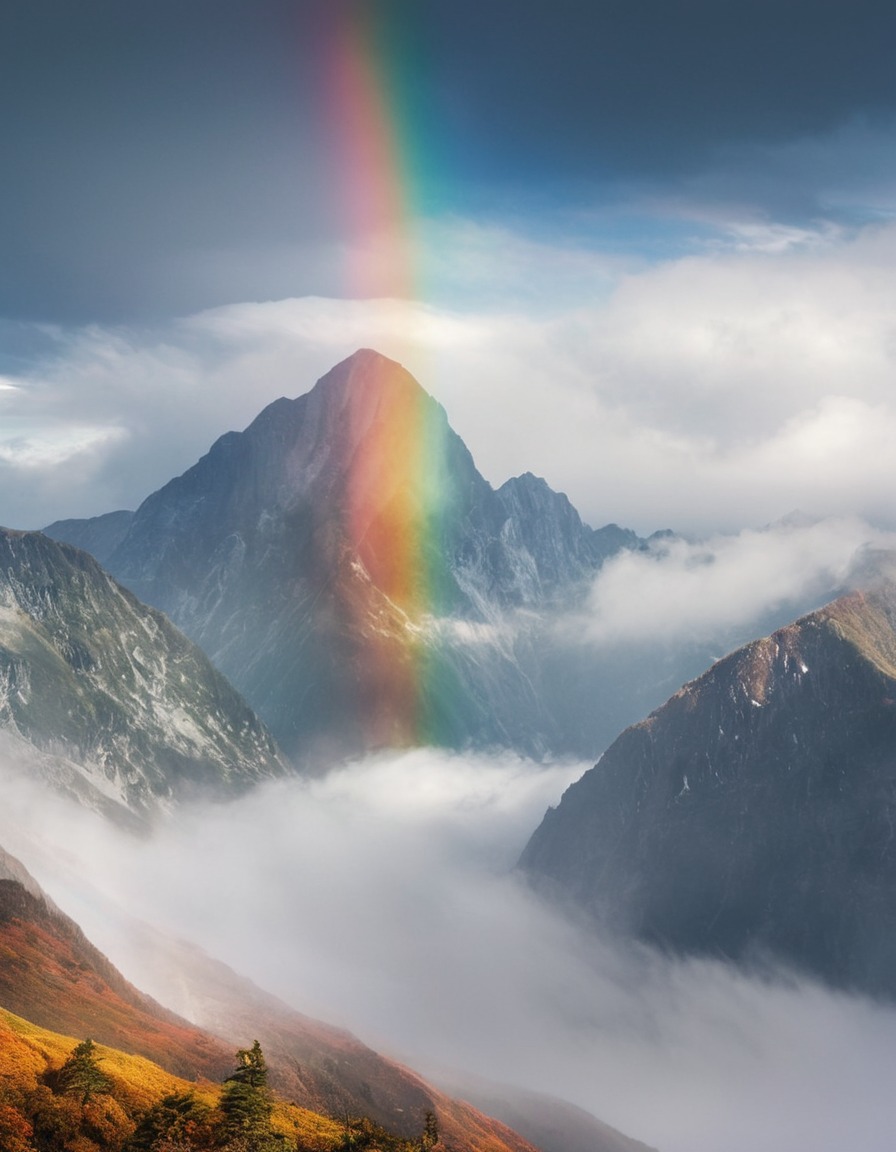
[319,351,461,749]
[310,14,465,747]
[323,4,426,300]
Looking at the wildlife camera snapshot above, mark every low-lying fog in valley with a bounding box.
[2,747,895,1152]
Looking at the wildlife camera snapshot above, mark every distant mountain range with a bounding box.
[45,349,646,762]
[0,527,286,821]
[520,574,896,999]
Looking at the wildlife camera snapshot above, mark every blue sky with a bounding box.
[3,0,896,535]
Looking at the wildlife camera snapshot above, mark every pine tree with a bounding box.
[421,1110,439,1150]
[218,1041,277,1151]
[57,1038,111,1105]
[130,1090,215,1151]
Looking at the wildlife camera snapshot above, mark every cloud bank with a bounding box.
[4,219,896,535]
[2,749,896,1152]
[577,516,896,647]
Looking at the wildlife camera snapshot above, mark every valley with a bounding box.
[2,351,895,1152]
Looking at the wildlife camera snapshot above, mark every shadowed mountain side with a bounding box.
[51,349,644,761]
[520,578,896,999]
[43,510,134,566]
[433,1073,658,1152]
[0,528,287,819]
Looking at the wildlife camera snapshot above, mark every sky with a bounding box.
[3,0,896,534]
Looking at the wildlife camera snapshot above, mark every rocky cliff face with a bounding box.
[62,349,643,761]
[520,581,896,998]
[0,528,287,820]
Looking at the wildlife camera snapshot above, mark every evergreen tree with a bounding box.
[421,1110,439,1150]
[130,1090,215,1151]
[226,1041,269,1090]
[57,1038,112,1105]
[218,1041,277,1152]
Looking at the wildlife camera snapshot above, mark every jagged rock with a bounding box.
[0,527,287,819]
[57,349,643,761]
[520,580,896,999]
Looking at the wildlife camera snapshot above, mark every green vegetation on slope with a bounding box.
[0,1011,447,1151]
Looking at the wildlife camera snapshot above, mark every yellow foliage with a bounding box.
[0,1006,350,1151]
[0,1007,217,1109]
[271,1097,344,1148]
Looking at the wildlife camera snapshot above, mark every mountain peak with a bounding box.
[314,347,418,399]
[306,348,436,443]
[54,354,643,761]
[520,579,896,997]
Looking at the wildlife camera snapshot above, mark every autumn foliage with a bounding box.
[0,1011,445,1151]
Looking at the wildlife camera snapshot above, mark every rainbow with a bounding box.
[320,352,459,748]
[310,16,460,747]
[323,5,425,300]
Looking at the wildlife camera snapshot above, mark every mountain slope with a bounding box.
[60,349,642,760]
[0,845,233,1081]
[0,528,287,820]
[520,579,896,998]
[433,1073,658,1152]
[0,1007,354,1151]
[0,845,543,1151]
[43,510,134,566]
[111,921,574,1150]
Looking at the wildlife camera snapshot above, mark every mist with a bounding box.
[2,748,896,1152]
[576,515,896,648]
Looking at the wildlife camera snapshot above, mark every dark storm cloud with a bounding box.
[422,0,896,180]
[0,1,345,320]
[3,1,896,322]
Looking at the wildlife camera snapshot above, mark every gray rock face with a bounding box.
[496,472,641,600]
[0,527,287,820]
[520,582,896,998]
[62,349,643,761]
[43,510,134,565]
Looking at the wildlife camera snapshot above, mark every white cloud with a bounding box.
[576,517,896,647]
[0,423,127,468]
[2,749,896,1152]
[4,217,896,533]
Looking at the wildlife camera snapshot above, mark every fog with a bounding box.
[2,749,896,1152]
[577,515,896,647]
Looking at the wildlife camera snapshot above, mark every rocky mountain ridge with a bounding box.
[0,527,287,820]
[520,577,896,998]
[48,349,647,761]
